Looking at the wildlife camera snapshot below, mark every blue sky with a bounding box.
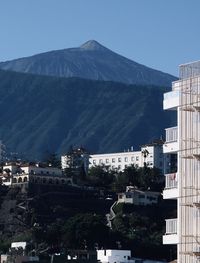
[0,0,200,76]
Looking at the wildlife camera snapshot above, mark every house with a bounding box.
[97,250,134,263]
[118,186,160,206]
[97,250,166,263]
[0,242,39,263]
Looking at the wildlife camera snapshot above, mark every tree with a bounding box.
[87,165,115,188]
[44,152,61,168]
[62,213,110,249]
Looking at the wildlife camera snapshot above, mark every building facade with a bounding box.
[89,151,142,171]
[61,147,89,174]
[97,250,133,263]
[118,186,160,206]
[0,162,72,186]
[162,61,200,263]
[89,141,167,172]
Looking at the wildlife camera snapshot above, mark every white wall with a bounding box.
[89,151,142,171]
[21,165,62,176]
[97,250,131,263]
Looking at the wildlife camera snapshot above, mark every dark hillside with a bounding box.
[0,69,175,159]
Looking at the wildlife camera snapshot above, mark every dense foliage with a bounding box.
[86,165,163,192]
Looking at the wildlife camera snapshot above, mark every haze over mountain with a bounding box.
[0,40,177,87]
[0,69,175,159]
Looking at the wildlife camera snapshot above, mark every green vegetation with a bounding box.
[86,165,163,192]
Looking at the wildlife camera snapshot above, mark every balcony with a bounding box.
[163,126,179,153]
[163,218,178,245]
[163,89,180,110]
[163,173,178,199]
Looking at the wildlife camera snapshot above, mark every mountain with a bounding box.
[0,40,176,87]
[0,69,175,159]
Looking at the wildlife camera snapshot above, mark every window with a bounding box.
[99,159,103,164]
[118,157,121,162]
[124,157,128,162]
[131,156,134,161]
[136,156,139,161]
[112,158,115,163]
[106,159,109,163]
[147,196,156,201]
[118,165,121,169]
[93,160,96,164]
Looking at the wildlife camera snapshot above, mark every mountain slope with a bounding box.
[0,69,175,159]
[0,40,176,87]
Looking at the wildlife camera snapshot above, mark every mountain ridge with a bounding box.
[0,40,177,87]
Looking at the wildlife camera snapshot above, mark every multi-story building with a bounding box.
[89,150,142,171]
[0,162,72,186]
[89,141,167,172]
[162,61,200,263]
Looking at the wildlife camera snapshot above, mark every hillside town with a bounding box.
[0,60,199,263]
[4,60,198,263]
[1,1,200,262]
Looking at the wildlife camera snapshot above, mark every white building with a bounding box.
[162,61,200,263]
[97,250,165,263]
[97,250,133,263]
[61,147,89,174]
[0,162,72,186]
[118,186,160,206]
[89,141,167,172]
[89,151,142,171]
[1,242,39,263]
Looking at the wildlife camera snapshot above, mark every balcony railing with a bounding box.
[172,81,180,91]
[165,218,177,234]
[165,173,178,189]
[165,126,178,143]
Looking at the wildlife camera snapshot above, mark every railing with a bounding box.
[165,173,178,189]
[165,218,177,234]
[165,126,178,143]
[172,81,180,91]
[164,90,179,100]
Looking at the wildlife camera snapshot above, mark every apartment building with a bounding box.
[162,61,200,263]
